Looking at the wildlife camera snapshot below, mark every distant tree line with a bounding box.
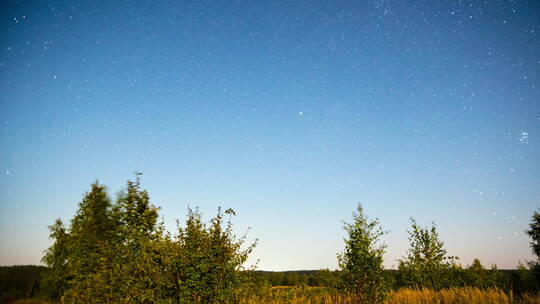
[248,267,538,292]
[0,265,46,303]
[2,176,539,303]
[250,270,338,288]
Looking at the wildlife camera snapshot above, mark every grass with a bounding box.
[235,287,540,304]
[10,300,51,304]
[8,287,540,303]
[386,287,540,304]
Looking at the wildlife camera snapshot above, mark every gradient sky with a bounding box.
[1,0,539,270]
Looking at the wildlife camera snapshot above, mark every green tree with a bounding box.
[527,209,540,259]
[0,265,47,303]
[398,218,456,289]
[41,219,70,301]
[526,209,540,290]
[467,258,487,288]
[118,173,160,239]
[97,174,164,303]
[167,207,257,303]
[337,204,388,303]
[309,269,339,287]
[44,176,165,303]
[62,181,124,302]
[42,176,257,303]
[485,264,508,289]
[69,182,116,275]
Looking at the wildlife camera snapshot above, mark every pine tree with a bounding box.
[69,181,116,274]
[41,219,70,301]
[62,181,118,302]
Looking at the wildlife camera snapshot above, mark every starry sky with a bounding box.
[0,0,539,270]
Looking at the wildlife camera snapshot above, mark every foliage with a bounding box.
[527,210,540,259]
[309,269,339,288]
[398,218,457,290]
[526,209,540,291]
[337,204,388,302]
[4,281,540,304]
[62,181,119,302]
[0,265,46,304]
[164,207,257,303]
[468,258,488,287]
[41,175,256,303]
[249,270,339,287]
[82,175,164,303]
[35,193,540,301]
[40,219,70,301]
[530,262,540,292]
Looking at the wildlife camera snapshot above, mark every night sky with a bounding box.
[1,0,539,270]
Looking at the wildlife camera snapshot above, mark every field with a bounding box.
[8,287,540,304]
[235,287,540,304]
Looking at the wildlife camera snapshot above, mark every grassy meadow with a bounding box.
[7,287,540,304]
[235,287,540,304]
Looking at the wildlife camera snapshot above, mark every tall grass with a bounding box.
[9,287,540,304]
[236,287,540,304]
[386,287,538,304]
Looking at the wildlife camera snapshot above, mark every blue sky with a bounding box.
[1,0,539,270]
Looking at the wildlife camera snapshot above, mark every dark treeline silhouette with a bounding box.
[250,268,538,292]
[3,176,539,303]
[0,265,46,303]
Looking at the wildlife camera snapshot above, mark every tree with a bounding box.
[118,173,160,239]
[309,269,339,288]
[88,174,164,303]
[527,209,540,259]
[43,176,165,303]
[68,181,116,274]
[166,207,257,303]
[62,181,127,302]
[526,209,540,290]
[41,219,70,301]
[42,176,257,303]
[337,204,388,303]
[398,218,456,289]
[467,258,488,288]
